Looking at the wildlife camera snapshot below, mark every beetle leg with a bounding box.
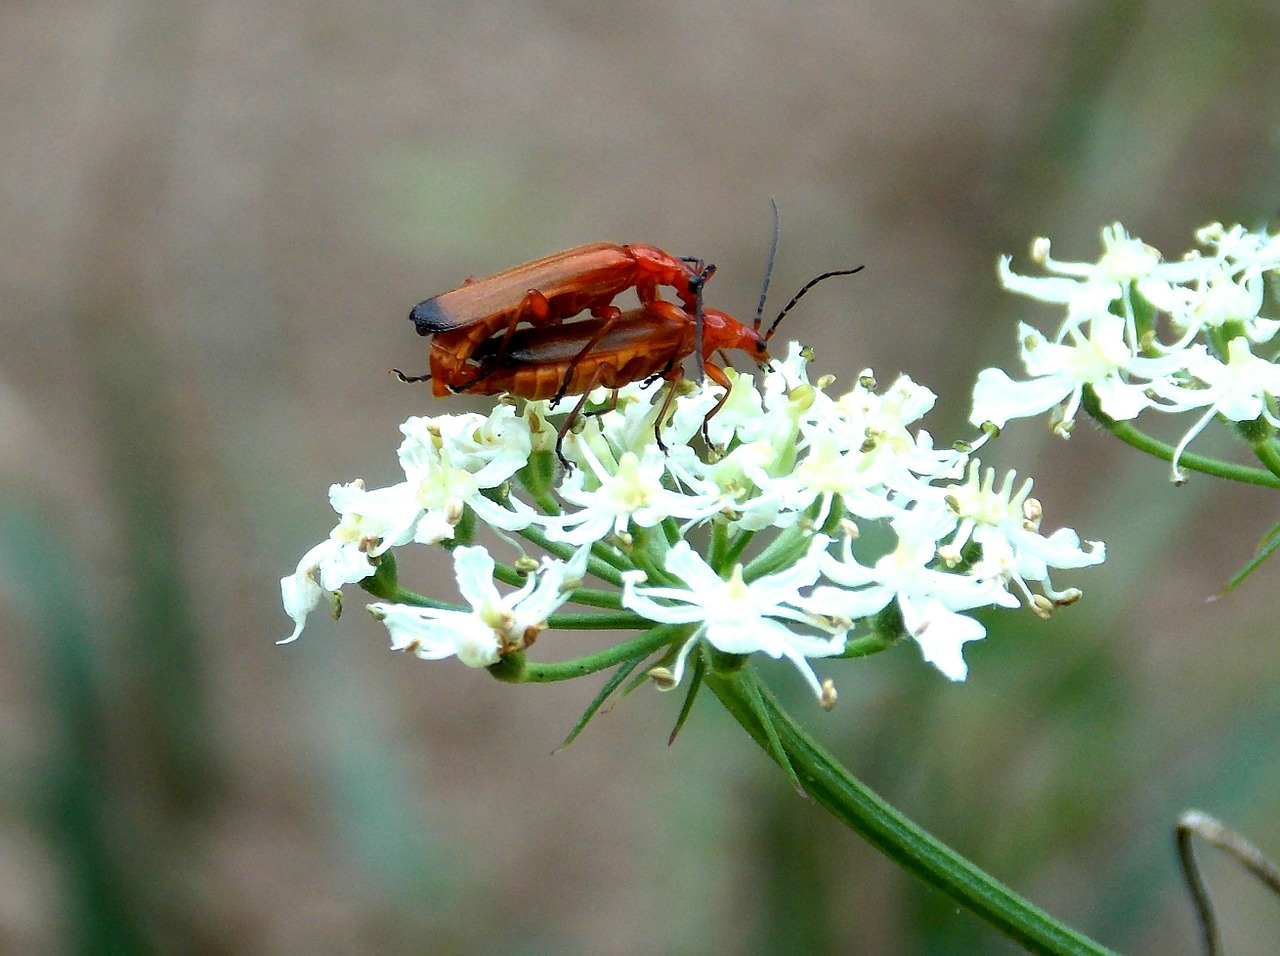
[391,368,432,384]
[450,365,500,393]
[582,388,622,419]
[697,360,736,447]
[488,289,553,367]
[552,311,623,405]
[649,369,688,455]
[554,364,608,470]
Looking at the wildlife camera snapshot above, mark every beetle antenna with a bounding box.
[764,265,865,341]
[754,198,782,331]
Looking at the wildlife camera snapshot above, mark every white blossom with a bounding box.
[369,544,587,667]
[545,448,723,545]
[1148,337,1280,480]
[278,479,417,644]
[971,317,1188,435]
[979,221,1280,480]
[281,323,1105,695]
[621,538,847,701]
[804,507,1015,681]
[397,411,536,539]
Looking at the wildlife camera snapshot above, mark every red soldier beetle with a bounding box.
[456,263,865,465]
[454,300,739,465]
[404,242,714,396]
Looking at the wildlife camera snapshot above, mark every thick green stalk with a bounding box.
[708,669,1119,956]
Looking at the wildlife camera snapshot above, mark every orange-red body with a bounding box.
[410,243,709,396]
[456,300,768,400]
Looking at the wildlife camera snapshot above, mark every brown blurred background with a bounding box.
[5,1,1280,953]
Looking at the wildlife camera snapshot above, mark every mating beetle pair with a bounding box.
[397,212,861,462]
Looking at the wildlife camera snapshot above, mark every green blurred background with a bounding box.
[5,1,1280,953]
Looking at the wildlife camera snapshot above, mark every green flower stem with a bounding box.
[516,522,627,588]
[357,552,400,599]
[492,624,687,683]
[357,553,464,610]
[359,580,462,611]
[546,609,652,630]
[587,541,634,582]
[1082,389,1280,488]
[838,631,898,659]
[1104,418,1280,486]
[629,526,677,586]
[490,560,526,589]
[721,529,756,572]
[1251,438,1280,480]
[743,522,812,581]
[564,586,625,610]
[518,456,562,516]
[708,669,1118,956]
[708,520,730,570]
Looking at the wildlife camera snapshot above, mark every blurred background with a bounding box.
[5,0,1280,953]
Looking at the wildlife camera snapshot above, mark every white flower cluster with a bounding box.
[973,223,1280,481]
[281,343,1103,702]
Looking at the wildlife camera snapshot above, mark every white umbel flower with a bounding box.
[621,537,847,701]
[369,544,588,667]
